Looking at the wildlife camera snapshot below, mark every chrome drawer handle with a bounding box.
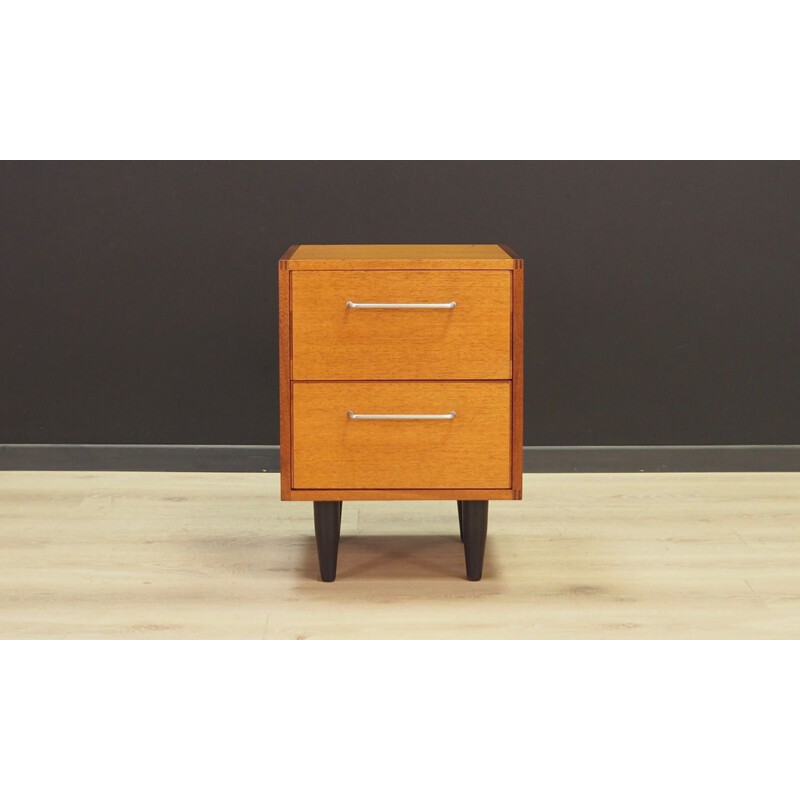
[348,411,456,420]
[346,301,456,309]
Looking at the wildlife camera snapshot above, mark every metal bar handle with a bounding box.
[348,411,456,420]
[346,301,456,309]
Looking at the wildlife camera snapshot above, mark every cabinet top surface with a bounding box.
[280,244,521,269]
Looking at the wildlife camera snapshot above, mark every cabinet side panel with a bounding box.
[278,265,292,499]
[511,263,524,498]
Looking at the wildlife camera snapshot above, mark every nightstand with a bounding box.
[278,244,523,581]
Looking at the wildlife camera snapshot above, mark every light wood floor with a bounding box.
[1,471,798,639]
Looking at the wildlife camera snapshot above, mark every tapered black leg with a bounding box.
[457,500,464,541]
[460,500,488,581]
[313,501,342,582]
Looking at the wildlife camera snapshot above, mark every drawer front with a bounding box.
[292,381,511,489]
[291,270,511,380]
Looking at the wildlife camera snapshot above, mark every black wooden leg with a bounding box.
[460,500,488,581]
[457,500,464,541]
[314,501,342,582]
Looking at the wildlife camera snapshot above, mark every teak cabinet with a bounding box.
[279,244,523,581]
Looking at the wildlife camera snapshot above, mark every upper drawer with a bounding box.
[291,270,511,380]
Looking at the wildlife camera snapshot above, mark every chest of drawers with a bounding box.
[279,244,523,581]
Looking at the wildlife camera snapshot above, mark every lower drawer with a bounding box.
[291,381,511,489]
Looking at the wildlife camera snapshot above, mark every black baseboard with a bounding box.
[0,445,279,472]
[526,446,800,472]
[1,444,800,472]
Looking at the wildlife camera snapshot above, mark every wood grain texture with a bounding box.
[284,244,514,270]
[283,488,517,500]
[279,244,522,502]
[279,244,300,262]
[3,471,800,639]
[291,270,512,380]
[498,243,524,261]
[278,265,292,499]
[292,381,511,489]
[511,262,524,498]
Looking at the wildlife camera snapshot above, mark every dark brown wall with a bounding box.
[1,161,798,445]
